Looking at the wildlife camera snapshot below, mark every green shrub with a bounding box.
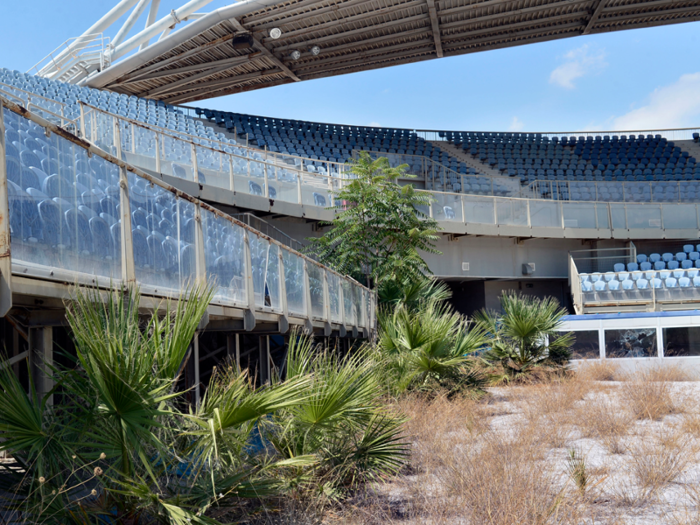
[264,334,408,503]
[475,292,573,383]
[376,299,487,397]
[0,286,405,524]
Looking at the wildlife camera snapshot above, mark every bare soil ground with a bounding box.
[337,363,700,525]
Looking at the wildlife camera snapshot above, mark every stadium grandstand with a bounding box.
[3,0,700,388]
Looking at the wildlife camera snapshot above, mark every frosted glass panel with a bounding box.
[307,263,324,319]
[328,271,342,323]
[6,112,121,281]
[129,173,196,293]
[202,211,245,305]
[283,249,306,315]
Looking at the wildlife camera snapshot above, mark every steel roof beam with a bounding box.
[439,1,589,31]
[143,59,253,96]
[260,0,425,43]
[162,69,285,103]
[118,53,258,84]
[272,13,427,52]
[294,39,435,72]
[583,0,606,34]
[113,0,152,47]
[426,0,444,57]
[228,17,301,82]
[442,12,587,40]
[111,33,236,86]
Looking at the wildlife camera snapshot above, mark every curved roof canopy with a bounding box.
[86,0,700,104]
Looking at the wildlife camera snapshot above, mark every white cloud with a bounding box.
[549,45,607,89]
[611,73,700,130]
[509,116,524,131]
[369,121,381,127]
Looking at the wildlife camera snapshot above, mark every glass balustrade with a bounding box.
[1,101,373,331]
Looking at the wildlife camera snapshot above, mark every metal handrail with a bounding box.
[418,127,700,142]
[80,102,352,179]
[527,179,700,204]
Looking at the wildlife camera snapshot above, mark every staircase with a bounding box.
[430,140,504,178]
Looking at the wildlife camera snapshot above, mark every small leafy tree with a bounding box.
[475,292,574,382]
[306,152,441,287]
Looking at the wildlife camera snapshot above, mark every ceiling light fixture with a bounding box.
[310,45,321,56]
[269,27,282,39]
[289,50,301,60]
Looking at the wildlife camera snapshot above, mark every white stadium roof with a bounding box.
[35,0,700,104]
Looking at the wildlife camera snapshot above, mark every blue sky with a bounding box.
[1,1,699,132]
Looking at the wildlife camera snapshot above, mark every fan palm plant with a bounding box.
[0,285,315,524]
[377,299,487,395]
[475,291,574,382]
[378,276,452,312]
[264,334,408,502]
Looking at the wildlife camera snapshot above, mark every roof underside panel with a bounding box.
[99,0,700,104]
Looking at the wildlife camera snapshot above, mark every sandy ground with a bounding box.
[343,369,700,525]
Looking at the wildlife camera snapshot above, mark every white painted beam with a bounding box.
[139,0,162,50]
[113,0,151,48]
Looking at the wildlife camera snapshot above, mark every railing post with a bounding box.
[526,199,531,227]
[79,102,86,139]
[194,203,206,285]
[560,201,565,228]
[303,261,313,335]
[339,281,347,337]
[91,109,96,144]
[297,170,303,205]
[113,118,135,283]
[155,132,161,173]
[131,122,136,154]
[263,159,269,198]
[191,143,199,183]
[0,104,13,316]
[229,155,235,192]
[278,249,289,334]
[242,230,256,331]
[322,269,332,336]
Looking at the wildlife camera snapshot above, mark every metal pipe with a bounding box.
[113,0,151,48]
[139,0,162,51]
[39,0,140,76]
[111,0,217,62]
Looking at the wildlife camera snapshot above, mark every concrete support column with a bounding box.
[30,327,53,404]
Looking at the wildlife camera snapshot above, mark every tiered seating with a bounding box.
[443,131,700,194]
[580,245,700,303]
[0,68,234,150]
[198,109,480,178]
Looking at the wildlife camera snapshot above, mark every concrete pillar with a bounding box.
[30,327,53,404]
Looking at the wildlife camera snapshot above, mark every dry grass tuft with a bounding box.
[625,427,697,499]
[619,369,682,420]
[438,426,575,525]
[576,360,619,382]
[575,397,634,455]
[522,377,593,417]
[644,364,697,382]
[681,411,700,436]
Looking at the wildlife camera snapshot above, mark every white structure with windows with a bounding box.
[563,311,700,372]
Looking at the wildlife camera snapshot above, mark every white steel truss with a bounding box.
[28,0,217,83]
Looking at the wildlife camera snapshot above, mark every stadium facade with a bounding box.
[4,0,700,393]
